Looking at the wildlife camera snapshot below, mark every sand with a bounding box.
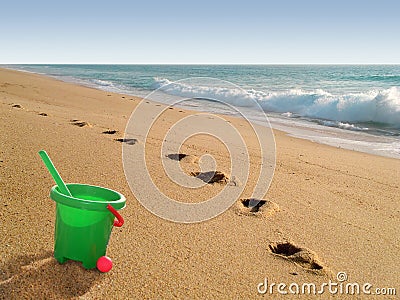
[0,68,399,299]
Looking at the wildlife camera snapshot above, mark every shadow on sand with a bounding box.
[0,250,102,299]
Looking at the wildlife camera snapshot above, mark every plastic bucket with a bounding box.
[50,183,126,269]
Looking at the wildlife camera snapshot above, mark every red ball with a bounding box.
[97,256,113,272]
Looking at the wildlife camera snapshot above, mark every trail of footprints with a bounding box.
[9,96,141,146]
[10,103,48,116]
[10,101,141,145]
[165,151,326,274]
[9,101,326,275]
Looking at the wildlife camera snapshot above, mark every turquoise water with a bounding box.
[9,64,400,94]
[4,64,400,157]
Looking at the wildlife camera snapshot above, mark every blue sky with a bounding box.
[1,0,399,64]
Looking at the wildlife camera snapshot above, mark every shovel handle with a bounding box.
[107,204,124,227]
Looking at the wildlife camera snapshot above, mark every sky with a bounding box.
[1,0,399,64]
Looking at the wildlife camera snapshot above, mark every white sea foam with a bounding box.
[318,120,369,131]
[91,79,115,87]
[281,112,293,117]
[153,78,400,126]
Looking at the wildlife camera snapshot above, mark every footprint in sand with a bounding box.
[190,170,228,184]
[166,153,201,176]
[38,112,48,116]
[102,129,118,134]
[269,242,324,271]
[115,138,138,145]
[166,153,199,164]
[234,198,279,217]
[167,153,188,161]
[11,104,23,109]
[70,119,92,127]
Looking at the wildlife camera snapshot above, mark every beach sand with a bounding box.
[0,68,399,299]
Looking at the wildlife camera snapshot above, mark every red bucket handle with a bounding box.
[107,204,124,227]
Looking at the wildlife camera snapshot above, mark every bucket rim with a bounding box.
[50,183,126,211]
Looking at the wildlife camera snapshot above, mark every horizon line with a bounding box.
[2,62,400,66]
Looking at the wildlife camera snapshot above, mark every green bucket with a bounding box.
[50,183,126,269]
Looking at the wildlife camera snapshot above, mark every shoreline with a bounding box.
[3,65,399,160]
[0,67,399,299]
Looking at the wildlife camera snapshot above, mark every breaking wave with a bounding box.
[153,78,400,126]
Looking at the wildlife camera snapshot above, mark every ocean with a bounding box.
[4,64,400,158]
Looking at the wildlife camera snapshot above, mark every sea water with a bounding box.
[5,64,400,158]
